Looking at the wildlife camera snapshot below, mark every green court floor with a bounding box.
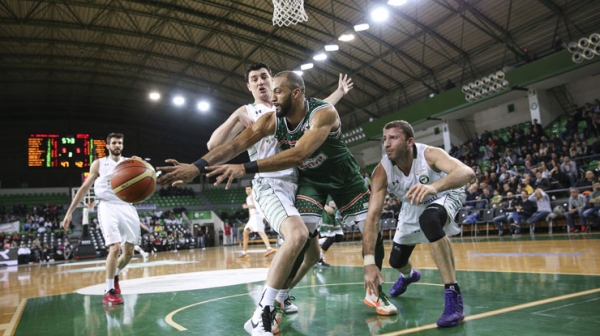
[15,266,600,335]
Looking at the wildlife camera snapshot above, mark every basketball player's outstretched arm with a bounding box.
[363,163,388,296]
[406,147,475,205]
[322,73,353,105]
[205,106,339,188]
[62,160,100,230]
[157,113,274,186]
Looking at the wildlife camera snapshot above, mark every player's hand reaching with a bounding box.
[205,164,246,190]
[156,159,200,186]
[62,214,72,231]
[364,264,383,296]
[338,73,354,95]
[406,183,438,205]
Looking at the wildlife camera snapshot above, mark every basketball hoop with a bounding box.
[272,0,308,27]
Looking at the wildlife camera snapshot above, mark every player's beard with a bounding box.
[275,92,293,118]
[108,148,121,157]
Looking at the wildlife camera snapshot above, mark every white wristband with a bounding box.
[364,254,375,266]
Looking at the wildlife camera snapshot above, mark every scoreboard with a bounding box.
[28,133,107,168]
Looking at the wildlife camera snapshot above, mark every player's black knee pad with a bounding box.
[388,243,415,269]
[419,203,447,243]
[334,234,344,243]
[288,237,312,279]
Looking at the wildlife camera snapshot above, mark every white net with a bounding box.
[272,0,308,27]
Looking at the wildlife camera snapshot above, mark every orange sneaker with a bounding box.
[264,248,276,258]
[363,289,397,316]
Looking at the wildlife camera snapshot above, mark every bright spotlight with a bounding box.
[338,34,355,42]
[197,101,209,112]
[149,92,160,101]
[293,70,304,76]
[354,24,370,32]
[313,53,327,61]
[173,96,185,106]
[388,0,407,6]
[324,44,339,51]
[300,63,314,70]
[371,7,389,22]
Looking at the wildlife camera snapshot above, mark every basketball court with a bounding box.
[3,233,600,335]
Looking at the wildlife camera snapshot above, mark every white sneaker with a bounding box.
[276,296,298,314]
[141,252,149,261]
[363,289,398,316]
[244,305,278,335]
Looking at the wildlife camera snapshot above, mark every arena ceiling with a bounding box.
[1,0,599,165]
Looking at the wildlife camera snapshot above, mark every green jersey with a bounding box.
[274,97,369,222]
[274,98,362,184]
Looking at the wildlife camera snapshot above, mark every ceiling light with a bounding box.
[173,96,185,106]
[197,101,210,112]
[313,53,327,61]
[300,63,314,70]
[354,23,369,32]
[149,92,160,101]
[293,70,303,76]
[338,34,355,42]
[324,44,339,51]
[371,7,389,22]
[388,0,407,6]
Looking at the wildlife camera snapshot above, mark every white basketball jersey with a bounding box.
[381,143,458,224]
[94,156,127,202]
[245,103,297,182]
[246,195,259,217]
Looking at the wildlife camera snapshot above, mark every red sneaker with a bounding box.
[102,289,123,305]
[114,276,121,295]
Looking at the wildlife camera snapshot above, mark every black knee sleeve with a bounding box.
[375,232,384,270]
[388,243,415,269]
[288,237,313,279]
[419,203,447,243]
[334,234,344,243]
[321,236,335,252]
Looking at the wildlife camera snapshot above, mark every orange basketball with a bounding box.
[110,159,156,203]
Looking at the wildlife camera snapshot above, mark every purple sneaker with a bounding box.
[389,269,421,297]
[436,289,464,327]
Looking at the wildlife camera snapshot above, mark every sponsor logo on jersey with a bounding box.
[419,175,430,184]
[298,153,328,170]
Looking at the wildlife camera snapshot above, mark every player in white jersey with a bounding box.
[202,63,351,336]
[363,121,475,328]
[63,133,142,306]
[238,186,275,258]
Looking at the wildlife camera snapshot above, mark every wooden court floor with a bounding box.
[2,233,600,335]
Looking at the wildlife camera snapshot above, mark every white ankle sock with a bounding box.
[106,279,114,292]
[276,289,289,303]
[259,285,279,308]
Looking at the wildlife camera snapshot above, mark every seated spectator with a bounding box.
[524,188,552,232]
[534,171,551,191]
[575,170,596,189]
[583,181,600,228]
[492,192,518,235]
[501,183,515,196]
[560,156,578,187]
[565,187,588,233]
[41,243,54,262]
[17,243,31,264]
[563,115,578,139]
[510,191,537,234]
[490,189,503,208]
[476,188,493,209]
[464,184,480,209]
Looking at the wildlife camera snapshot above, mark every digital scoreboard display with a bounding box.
[28,133,106,168]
